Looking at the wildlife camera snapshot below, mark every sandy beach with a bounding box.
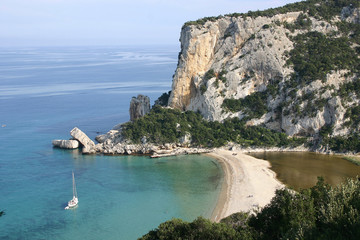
[207,149,284,222]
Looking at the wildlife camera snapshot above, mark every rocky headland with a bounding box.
[52,126,211,157]
[53,0,359,156]
[169,6,359,138]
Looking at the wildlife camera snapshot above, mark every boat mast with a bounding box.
[72,171,78,199]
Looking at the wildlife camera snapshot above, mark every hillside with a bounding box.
[168,0,360,151]
[92,0,360,154]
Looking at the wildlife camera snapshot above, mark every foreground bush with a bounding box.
[140,178,360,240]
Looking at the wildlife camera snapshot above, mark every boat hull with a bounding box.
[65,197,78,210]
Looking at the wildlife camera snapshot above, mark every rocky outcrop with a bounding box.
[129,95,150,121]
[179,132,192,146]
[341,6,360,24]
[95,142,157,155]
[169,12,300,114]
[70,127,96,154]
[93,128,199,156]
[52,139,79,149]
[151,147,212,158]
[93,134,210,157]
[168,4,359,137]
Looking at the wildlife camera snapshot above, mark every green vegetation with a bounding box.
[323,133,360,153]
[200,83,207,95]
[284,13,312,32]
[140,217,240,240]
[140,177,360,240]
[339,79,360,101]
[343,156,360,166]
[204,69,216,80]
[344,105,360,128]
[203,68,228,90]
[287,31,359,84]
[337,21,360,45]
[222,91,268,119]
[183,16,223,29]
[145,0,360,153]
[204,69,227,83]
[122,106,305,148]
[280,20,359,120]
[218,69,228,83]
[154,91,171,107]
[319,123,360,153]
[222,78,282,120]
[183,0,359,29]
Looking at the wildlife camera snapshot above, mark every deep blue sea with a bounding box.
[0,46,223,239]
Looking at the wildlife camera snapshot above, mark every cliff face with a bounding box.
[169,2,360,138]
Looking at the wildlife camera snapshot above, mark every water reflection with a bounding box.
[248,152,360,190]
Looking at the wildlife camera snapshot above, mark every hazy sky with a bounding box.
[1,0,300,46]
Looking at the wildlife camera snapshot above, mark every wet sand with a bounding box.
[207,149,284,222]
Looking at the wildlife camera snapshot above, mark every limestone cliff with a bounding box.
[169,0,360,138]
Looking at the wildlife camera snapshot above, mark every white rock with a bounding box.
[129,95,150,121]
[82,145,96,154]
[52,140,79,149]
[70,127,95,148]
[179,132,192,146]
[167,12,358,137]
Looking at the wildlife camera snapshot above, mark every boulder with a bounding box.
[70,127,96,154]
[82,145,96,154]
[52,139,79,149]
[95,130,120,143]
[129,95,150,121]
[179,132,192,146]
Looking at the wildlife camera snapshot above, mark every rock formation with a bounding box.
[70,127,96,154]
[52,139,79,149]
[129,95,150,121]
[54,1,360,155]
[168,3,360,138]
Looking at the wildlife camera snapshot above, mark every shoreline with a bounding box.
[207,149,285,222]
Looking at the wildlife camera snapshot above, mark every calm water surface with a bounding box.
[249,152,360,190]
[0,46,223,240]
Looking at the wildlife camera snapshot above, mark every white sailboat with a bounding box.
[65,171,78,209]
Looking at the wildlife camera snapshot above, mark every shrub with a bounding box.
[204,69,216,80]
[200,84,207,95]
[141,177,360,239]
[153,91,171,107]
[122,107,306,148]
[222,91,268,119]
[140,217,242,240]
[287,31,359,84]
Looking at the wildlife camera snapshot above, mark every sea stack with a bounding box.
[129,94,150,121]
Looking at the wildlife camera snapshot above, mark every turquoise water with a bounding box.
[0,46,223,239]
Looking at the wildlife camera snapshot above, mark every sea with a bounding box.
[0,46,223,240]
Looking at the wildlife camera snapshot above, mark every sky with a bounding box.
[0,0,300,46]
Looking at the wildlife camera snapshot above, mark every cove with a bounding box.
[248,152,360,190]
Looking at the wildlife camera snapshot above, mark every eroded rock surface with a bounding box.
[168,7,359,137]
[70,127,96,154]
[129,95,150,121]
[52,140,79,149]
